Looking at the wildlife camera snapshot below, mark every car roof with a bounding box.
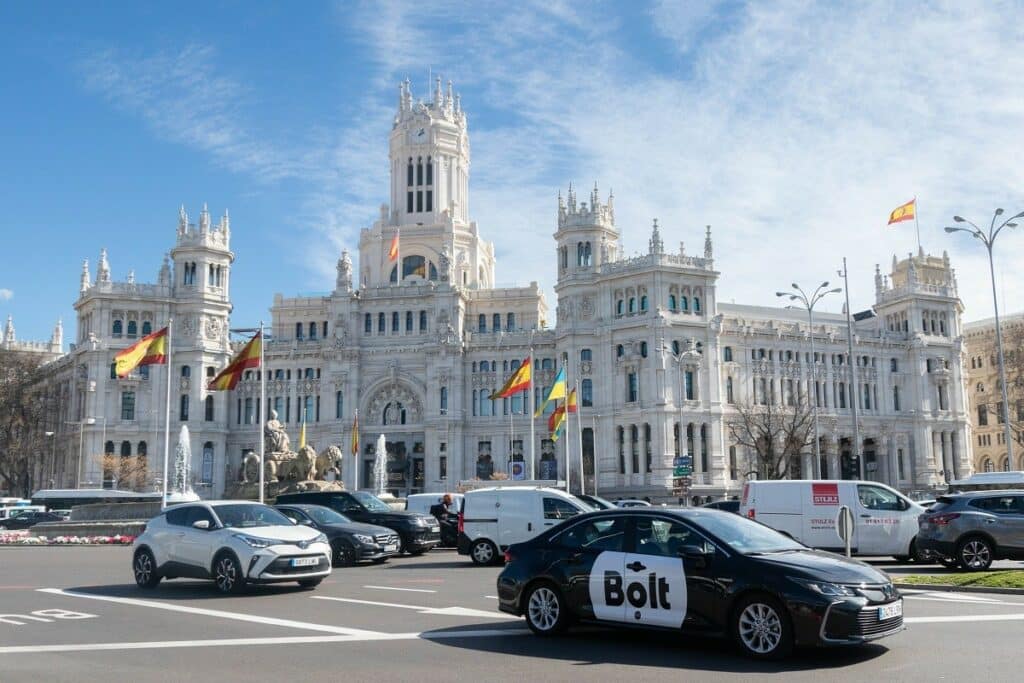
[942,489,1024,498]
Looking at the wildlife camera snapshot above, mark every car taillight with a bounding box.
[746,508,756,519]
[457,511,464,534]
[929,513,960,526]
[504,549,512,563]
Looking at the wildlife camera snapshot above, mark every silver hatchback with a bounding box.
[917,490,1024,570]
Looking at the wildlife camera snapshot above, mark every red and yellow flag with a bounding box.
[113,326,168,378]
[207,331,262,391]
[388,230,400,262]
[548,402,567,441]
[566,388,578,414]
[888,198,916,225]
[491,357,531,400]
[350,412,359,456]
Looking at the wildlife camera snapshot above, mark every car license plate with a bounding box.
[429,525,439,532]
[878,600,902,620]
[291,557,319,568]
[384,544,397,552]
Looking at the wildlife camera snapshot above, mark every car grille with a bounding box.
[855,608,903,636]
[374,533,399,545]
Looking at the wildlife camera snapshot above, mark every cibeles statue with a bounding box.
[264,409,290,454]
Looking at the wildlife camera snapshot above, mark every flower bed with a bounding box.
[0,530,135,546]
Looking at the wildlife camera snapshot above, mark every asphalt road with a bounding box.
[1,548,1022,682]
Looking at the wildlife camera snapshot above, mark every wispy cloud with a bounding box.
[0,288,13,301]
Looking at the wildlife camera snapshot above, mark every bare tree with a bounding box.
[0,351,48,497]
[100,454,156,491]
[974,323,1024,451]
[727,396,817,480]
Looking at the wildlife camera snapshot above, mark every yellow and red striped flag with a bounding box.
[491,357,532,400]
[350,412,359,456]
[388,230,400,261]
[113,326,168,378]
[207,331,261,391]
[548,401,567,441]
[566,388,578,414]
[888,198,916,225]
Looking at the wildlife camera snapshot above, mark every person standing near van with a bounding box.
[430,494,458,547]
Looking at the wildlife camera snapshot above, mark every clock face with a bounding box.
[407,126,426,144]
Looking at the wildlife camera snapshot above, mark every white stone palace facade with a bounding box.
[31,79,973,501]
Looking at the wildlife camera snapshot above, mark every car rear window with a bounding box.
[928,496,955,513]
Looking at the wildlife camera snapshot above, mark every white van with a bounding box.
[740,480,927,560]
[0,505,45,522]
[457,486,587,565]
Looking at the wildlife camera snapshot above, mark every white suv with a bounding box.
[132,501,332,594]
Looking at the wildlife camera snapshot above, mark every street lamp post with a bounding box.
[777,282,842,479]
[945,208,1023,465]
[44,431,56,489]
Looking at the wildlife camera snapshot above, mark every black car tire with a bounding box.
[958,536,994,571]
[732,594,794,660]
[133,549,161,589]
[407,548,427,556]
[939,557,961,569]
[213,551,246,595]
[332,540,357,567]
[297,578,323,589]
[371,557,388,564]
[897,537,927,563]
[523,582,570,636]
[470,539,498,566]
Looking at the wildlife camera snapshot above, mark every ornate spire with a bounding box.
[874,263,883,294]
[97,248,111,284]
[51,318,63,350]
[704,225,713,259]
[220,208,230,233]
[567,182,576,212]
[336,249,353,292]
[200,202,210,232]
[3,315,14,345]
[80,259,91,294]
[433,75,442,106]
[649,218,664,255]
[446,79,453,109]
[178,204,188,235]
[159,253,171,287]
[591,181,599,209]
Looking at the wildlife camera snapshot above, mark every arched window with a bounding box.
[426,156,433,185]
[680,297,689,311]
[891,358,898,372]
[507,312,515,330]
[672,340,680,355]
[392,312,399,332]
[406,311,413,332]
[180,394,189,421]
[616,300,624,316]
[127,320,138,338]
[204,395,214,421]
[365,313,372,334]
[112,320,123,337]
[724,346,733,362]
[669,294,676,310]
[403,255,427,279]
[726,377,735,404]
[308,322,316,339]
[181,365,191,378]
[1003,457,1011,472]
[141,321,152,335]
[295,322,304,340]
[419,310,427,331]
[480,360,490,372]
[577,242,584,266]
[976,382,985,393]
[616,344,624,358]
[640,295,648,312]
[493,313,501,333]
[582,379,593,407]
[640,341,648,358]
[581,348,592,362]
[120,441,131,457]
[378,312,386,333]
[407,158,414,186]
[440,386,448,414]
[644,423,652,473]
[983,459,994,473]
[628,298,636,313]
[416,157,423,185]
[478,314,487,333]
[617,426,625,474]
[694,297,701,313]
[542,358,554,371]
[137,441,147,457]
[202,442,214,484]
[105,440,115,455]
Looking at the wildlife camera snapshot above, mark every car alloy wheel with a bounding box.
[471,539,496,565]
[333,541,356,567]
[959,538,993,571]
[133,550,160,589]
[733,595,792,659]
[525,585,565,635]
[214,554,243,594]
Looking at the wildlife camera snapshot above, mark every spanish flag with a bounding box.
[566,387,578,414]
[207,331,261,391]
[350,411,359,456]
[888,198,916,225]
[113,326,168,378]
[548,402,567,441]
[491,357,531,400]
[298,418,307,450]
[535,367,567,416]
[388,230,400,262]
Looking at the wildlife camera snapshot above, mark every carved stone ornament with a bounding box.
[205,316,222,340]
[366,383,422,425]
[180,315,196,338]
[579,296,595,320]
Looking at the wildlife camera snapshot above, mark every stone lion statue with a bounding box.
[242,451,261,483]
[316,445,343,480]
[277,445,317,482]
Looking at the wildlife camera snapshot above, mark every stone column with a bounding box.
[827,433,840,480]
[887,434,899,488]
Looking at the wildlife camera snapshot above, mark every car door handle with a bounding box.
[860,514,871,518]
[626,561,646,572]
[984,518,996,524]
[527,523,532,532]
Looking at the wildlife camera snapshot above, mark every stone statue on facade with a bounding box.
[264,409,291,454]
[439,245,452,282]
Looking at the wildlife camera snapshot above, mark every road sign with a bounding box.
[673,466,692,477]
[836,505,855,557]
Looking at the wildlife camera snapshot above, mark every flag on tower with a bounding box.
[548,401,567,441]
[207,331,262,391]
[887,198,916,225]
[114,326,168,378]
[566,387,578,414]
[350,411,359,456]
[491,357,532,399]
[535,367,567,416]
[388,230,400,261]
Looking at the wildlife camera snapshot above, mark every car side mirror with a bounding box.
[192,519,211,530]
[301,519,314,526]
[678,544,714,568]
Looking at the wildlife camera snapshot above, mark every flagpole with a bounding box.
[575,378,584,496]
[258,321,266,504]
[509,393,515,477]
[161,318,173,510]
[914,197,922,252]
[529,348,536,480]
[353,410,359,491]
[396,227,401,285]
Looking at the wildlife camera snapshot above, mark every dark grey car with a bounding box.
[917,490,1024,570]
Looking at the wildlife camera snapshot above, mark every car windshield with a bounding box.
[575,495,616,510]
[351,491,392,512]
[215,504,292,529]
[692,512,805,554]
[304,506,351,525]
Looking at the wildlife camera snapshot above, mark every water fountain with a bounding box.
[166,424,200,503]
[373,434,390,498]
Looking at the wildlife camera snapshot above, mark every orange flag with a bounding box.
[208,331,261,391]
[888,198,916,225]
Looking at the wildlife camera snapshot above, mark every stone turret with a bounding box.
[649,218,664,255]
[51,318,63,351]
[704,225,713,260]
[97,249,111,284]
[80,259,91,294]
[3,315,15,345]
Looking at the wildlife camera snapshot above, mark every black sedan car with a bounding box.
[275,491,440,554]
[275,504,400,567]
[0,510,62,530]
[497,508,904,659]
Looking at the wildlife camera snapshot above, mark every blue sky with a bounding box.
[3,1,1024,345]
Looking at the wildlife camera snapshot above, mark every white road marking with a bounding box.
[906,613,1024,623]
[0,627,531,655]
[364,585,437,594]
[313,596,516,619]
[37,588,379,636]
[904,594,1023,606]
[484,595,498,599]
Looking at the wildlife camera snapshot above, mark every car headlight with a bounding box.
[412,517,430,527]
[313,533,328,544]
[233,533,274,549]
[353,533,374,545]
[790,577,858,597]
